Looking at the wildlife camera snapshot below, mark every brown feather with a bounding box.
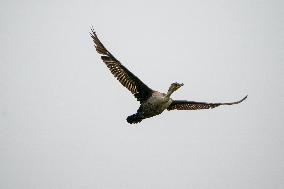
[168,96,247,110]
[90,28,153,102]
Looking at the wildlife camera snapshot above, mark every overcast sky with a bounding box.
[0,0,283,189]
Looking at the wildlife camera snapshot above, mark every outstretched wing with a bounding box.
[90,28,153,102]
[167,96,247,111]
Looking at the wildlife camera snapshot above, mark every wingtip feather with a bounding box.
[240,95,248,103]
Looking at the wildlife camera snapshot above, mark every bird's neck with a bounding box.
[165,88,175,98]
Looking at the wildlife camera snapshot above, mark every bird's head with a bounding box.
[170,82,184,91]
[167,82,184,97]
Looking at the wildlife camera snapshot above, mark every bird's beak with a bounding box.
[179,83,184,88]
[177,83,184,90]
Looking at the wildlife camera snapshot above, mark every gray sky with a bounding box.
[0,0,283,188]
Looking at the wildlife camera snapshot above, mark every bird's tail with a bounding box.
[127,114,143,124]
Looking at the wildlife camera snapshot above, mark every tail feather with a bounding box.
[127,114,143,124]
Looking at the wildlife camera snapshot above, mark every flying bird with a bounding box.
[90,28,247,124]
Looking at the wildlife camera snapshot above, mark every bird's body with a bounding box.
[138,92,172,117]
[90,28,247,124]
[142,92,172,115]
[126,91,172,124]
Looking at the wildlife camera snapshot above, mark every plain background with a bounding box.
[0,0,283,188]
